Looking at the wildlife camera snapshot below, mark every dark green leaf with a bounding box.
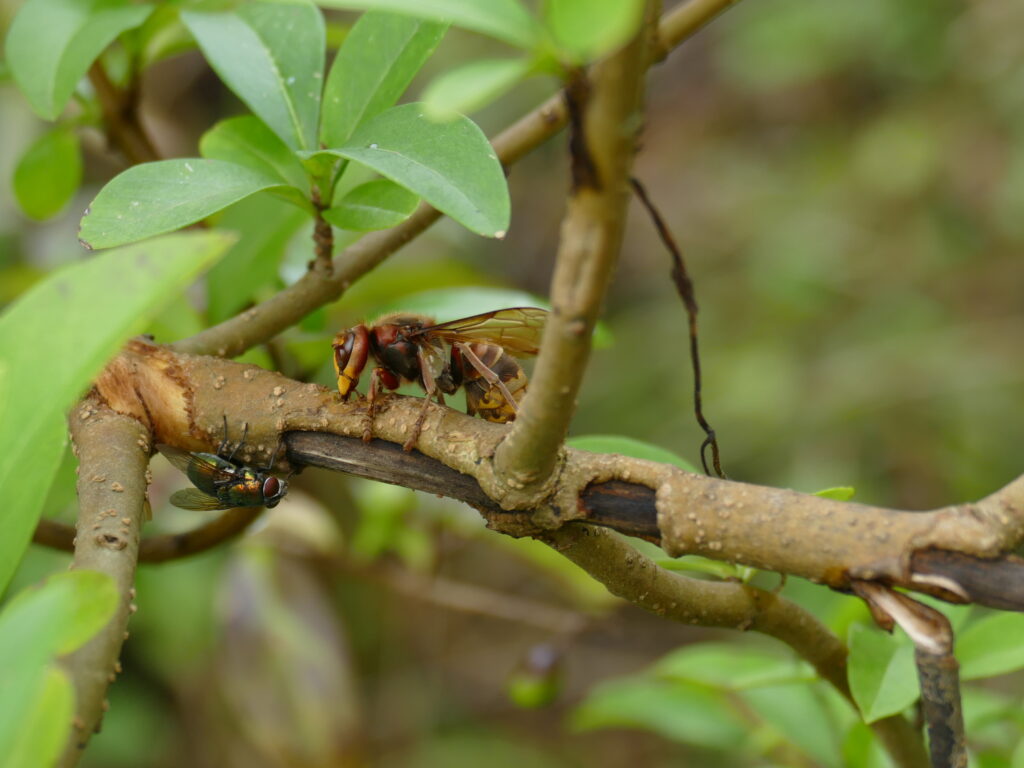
[0,232,234,591]
[79,159,287,249]
[316,0,540,50]
[957,613,1024,680]
[207,194,308,323]
[320,11,447,147]
[5,0,154,119]
[323,179,418,231]
[422,57,532,119]
[199,115,311,193]
[543,0,644,63]
[315,103,509,237]
[847,623,918,723]
[572,678,747,750]
[568,435,699,473]
[12,127,82,220]
[182,1,325,150]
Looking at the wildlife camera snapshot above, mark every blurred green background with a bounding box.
[3,0,1024,766]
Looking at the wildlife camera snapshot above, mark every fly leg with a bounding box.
[456,343,519,414]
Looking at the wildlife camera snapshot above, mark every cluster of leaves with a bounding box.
[574,605,1024,767]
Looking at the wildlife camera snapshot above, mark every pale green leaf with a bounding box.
[957,613,1024,680]
[813,486,856,501]
[572,678,747,749]
[12,127,82,220]
[423,57,532,119]
[653,644,814,690]
[316,0,539,50]
[2,666,74,768]
[543,0,644,63]
[320,11,446,147]
[314,103,508,236]
[199,115,311,192]
[741,683,843,768]
[182,1,325,150]
[79,159,287,249]
[5,0,154,119]
[847,623,919,723]
[0,232,234,591]
[568,435,698,473]
[207,194,308,323]
[323,178,418,231]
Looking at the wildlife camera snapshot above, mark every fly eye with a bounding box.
[263,476,280,498]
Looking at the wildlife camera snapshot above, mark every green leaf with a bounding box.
[320,11,447,147]
[423,57,532,119]
[0,571,117,766]
[568,435,699,473]
[79,159,287,249]
[3,666,74,768]
[741,683,844,768]
[323,179,418,231]
[543,0,644,63]
[182,1,325,151]
[207,194,308,323]
[199,115,311,192]
[572,678,747,750]
[12,127,82,220]
[5,0,154,120]
[314,103,509,237]
[653,644,815,690]
[847,623,919,723]
[316,0,540,50]
[957,613,1024,680]
[0,571,119,657]
[0,232,234,592]
[813,486,856,501]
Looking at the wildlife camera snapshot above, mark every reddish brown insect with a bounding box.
[332,307,547,450]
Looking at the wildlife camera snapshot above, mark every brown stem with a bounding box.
[34,509,263,564]
[60,400,151,767]
[87,62,158,165]
[492,3,653,492]
[541,525,929,768]
[311,188,334,276]
[173,0,738,360]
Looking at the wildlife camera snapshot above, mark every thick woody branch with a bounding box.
[173,0,731,360]
[541,526,928,768]
[493,5,653,492]
[82,340,1024,602]
[60,400,151,767]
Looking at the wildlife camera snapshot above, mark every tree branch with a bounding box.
[172,0,737,360]
[60,400,151,767]
[87,62,158,166]
[491,5,653,493]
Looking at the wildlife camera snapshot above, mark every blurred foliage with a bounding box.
[3,0,1024,765]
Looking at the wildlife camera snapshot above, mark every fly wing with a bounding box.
[157,445,237,483]
[168,488,233,511]
[411,308,546,357]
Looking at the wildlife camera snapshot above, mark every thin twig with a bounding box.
[492,2,654,492]
[87,62,158,165]
[630,176,725,477]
